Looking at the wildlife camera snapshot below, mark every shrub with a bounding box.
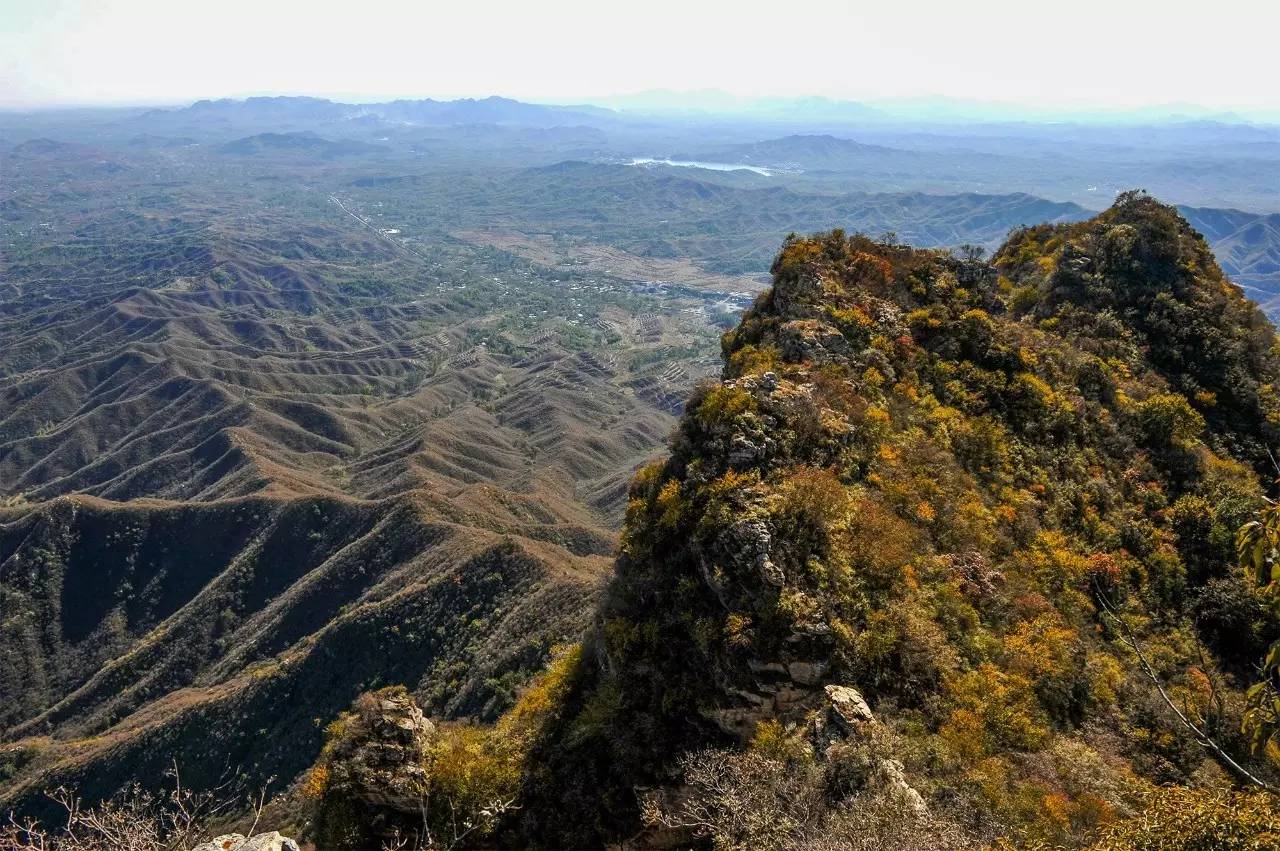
[1192,576,1279,676]
[770,467,848,564]
[727,344,780,377]
[642,747,978,851]
[1086,786,1280,850]
[695,385,756,429]
[1134,393,1205,448]
[0,771,262,851]
[944,664,1050,755]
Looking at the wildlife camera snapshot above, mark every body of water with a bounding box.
[628,157,776,176]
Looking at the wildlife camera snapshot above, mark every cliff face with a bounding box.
[528,192,1280,846]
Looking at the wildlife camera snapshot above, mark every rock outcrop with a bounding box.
[315,686,435,815]
[813,685,926,816]
[193,833,300,851]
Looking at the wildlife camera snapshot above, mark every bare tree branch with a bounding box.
[1096,592,1270,790]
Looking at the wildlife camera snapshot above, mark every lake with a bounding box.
[628,157,776,176]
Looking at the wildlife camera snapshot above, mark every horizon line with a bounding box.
[2,90,1279,124]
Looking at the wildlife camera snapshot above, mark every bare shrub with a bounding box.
[642,748,978,851]
[642,749,826,850]
[0,765,266,851]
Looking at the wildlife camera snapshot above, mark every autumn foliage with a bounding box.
[525,194,1280,847]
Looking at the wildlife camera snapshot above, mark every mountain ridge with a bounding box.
[143,95,616,129]
[501,191,1280,848]
[0,485,611,818]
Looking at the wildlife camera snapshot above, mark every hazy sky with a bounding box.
[3,0,1278,111]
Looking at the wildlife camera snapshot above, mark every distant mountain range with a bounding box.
[590,89,1280,124]
[144,95,613,129]
[137,93,1280,135]
[684,133,910,167]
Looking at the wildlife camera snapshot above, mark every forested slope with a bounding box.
[480,192,1280,848]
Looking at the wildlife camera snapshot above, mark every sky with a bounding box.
[3,0,1279,114]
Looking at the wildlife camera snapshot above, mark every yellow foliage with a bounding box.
[835,496,917,591]
[828,305,874,329]
[655,479,685,529]
[300,763,329,800]
[1194,389,1217,407]
[1014,372,1056,409]
[1003,613,1078,682]
[724,612,753,649]
[497,644,582,746]
[946,663,1050,754]
[1133,392,1205,446]
[939,707,988,762]
[728,343,780,376]
[1019,531,1090,598]
[423,724,519,828]
[863,404,890,430]
[1087,786,1280,850]
[696,384,756,428]
[774,466,848,528]
[749,718,810,763]
[1086,653,1123,708]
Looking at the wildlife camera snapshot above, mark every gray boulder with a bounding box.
[192,837,243,851]
[824,684,874,732]
[193,833,300,851]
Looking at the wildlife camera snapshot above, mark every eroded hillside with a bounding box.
[0,488,616,815]
[0,143,725,816]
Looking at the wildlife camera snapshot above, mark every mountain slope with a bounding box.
[1179,205,1280,310]
[519,192,1280,847]
[0,488,610,817]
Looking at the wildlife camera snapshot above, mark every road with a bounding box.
[329,195,433,263]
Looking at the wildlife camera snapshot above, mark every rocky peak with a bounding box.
[539,196,1280,846]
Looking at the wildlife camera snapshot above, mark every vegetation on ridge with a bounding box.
[500,191,1280,847]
